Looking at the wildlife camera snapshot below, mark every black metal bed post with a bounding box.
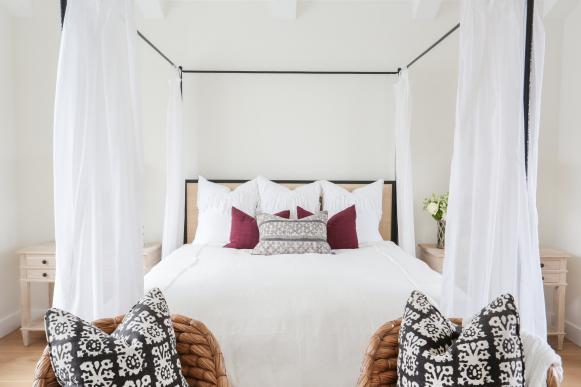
[523,0,534,176]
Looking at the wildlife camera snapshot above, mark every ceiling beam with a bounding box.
[272,0,296,20]
[137,0,166,19]
[410,0,442,19]
[0,0,32,17]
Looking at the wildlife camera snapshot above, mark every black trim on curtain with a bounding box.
[60,0,67,28]
[523,0,534,175]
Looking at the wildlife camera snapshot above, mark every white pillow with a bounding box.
[320,180,384,243]
[256,176,321,219]
[193,176,259,245]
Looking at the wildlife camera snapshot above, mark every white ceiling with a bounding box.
[2,0,576,20]
[136,0,461,71]
[135,0,580,21]
[137,0,456,20]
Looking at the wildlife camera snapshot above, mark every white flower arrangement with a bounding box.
[422,192,448,221]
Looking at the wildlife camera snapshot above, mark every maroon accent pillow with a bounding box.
[297,205,358,249]
[225,207,290,249]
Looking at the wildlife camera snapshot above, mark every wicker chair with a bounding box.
[357,318,561,387]
[33,314,229,387]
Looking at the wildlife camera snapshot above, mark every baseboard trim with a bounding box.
[0,308,48,339]
[565,319,581,346]
[0,310,20,338]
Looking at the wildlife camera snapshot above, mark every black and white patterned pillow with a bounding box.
[45,288,188,387]
[398,291,525,387]
[252,211,332,255]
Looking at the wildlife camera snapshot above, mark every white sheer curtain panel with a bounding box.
[442,0,546,337]
[161,78,184,258]
[520,0,547,338]
[52,0,144,321]
[394,68,416,256]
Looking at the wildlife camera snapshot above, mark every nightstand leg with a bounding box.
[556,285,566,351]
[20,280,31,346]
[21,330,30,347]
[48,282,54,306]
[552,286,558,329]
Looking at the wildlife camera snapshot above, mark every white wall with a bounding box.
[409,47,457,246]
[537,19,564,247]
[0,6,20,337]
[12,1,60,248]
[545,2,581,345]
[0,1,62,336]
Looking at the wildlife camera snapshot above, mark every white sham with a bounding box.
[320,180,384,243]
[256,176,321,218]
[193,177,259,245]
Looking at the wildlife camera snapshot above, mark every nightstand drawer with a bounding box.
[27,269,55,281]
[540,259,564,271]
[542,271,565,284]
[25,256,56,268]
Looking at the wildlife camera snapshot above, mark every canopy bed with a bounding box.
[144,179,443,387]
[50,0,558,386]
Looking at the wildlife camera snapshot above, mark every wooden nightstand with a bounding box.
[417,243,569,350]
[142,242,162,273]
[541,248,570,350]
[417,243,445,273]
[18,241,161,346]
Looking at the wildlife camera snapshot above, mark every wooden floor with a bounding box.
[0,331,580,386]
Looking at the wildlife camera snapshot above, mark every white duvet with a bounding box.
[145,241,441,387]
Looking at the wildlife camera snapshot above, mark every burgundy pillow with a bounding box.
[297,205,358,249]
[225,207,290,249]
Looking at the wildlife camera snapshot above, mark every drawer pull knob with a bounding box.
[540,263,545,268]
[42,273,48,278]
[542,276,545,281]
[42,259,47,265]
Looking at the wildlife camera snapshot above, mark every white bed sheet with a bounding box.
[145,241,441,387]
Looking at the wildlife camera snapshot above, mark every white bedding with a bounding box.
[145,241,441,387]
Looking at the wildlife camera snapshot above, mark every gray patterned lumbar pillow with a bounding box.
[252,211,332,255]
[398,291,524,387]
[44,288,188,387]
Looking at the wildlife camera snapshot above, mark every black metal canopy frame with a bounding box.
[59,0,534,172]
[136,23,459,77]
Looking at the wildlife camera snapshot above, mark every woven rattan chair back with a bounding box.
[32,314,229,387]
[356,318,560,387]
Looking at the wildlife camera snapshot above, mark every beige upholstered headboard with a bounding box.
[184,180,398,244]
